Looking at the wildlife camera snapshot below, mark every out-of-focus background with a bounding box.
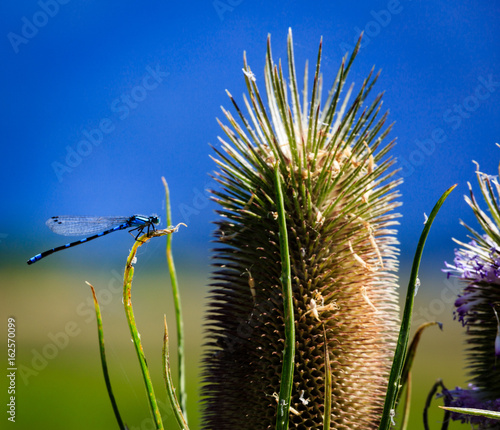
[2,1,499,428]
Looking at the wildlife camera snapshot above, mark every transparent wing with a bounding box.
[45,216,131,236]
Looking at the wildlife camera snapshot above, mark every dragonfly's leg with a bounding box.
[143,222,156,237]
[128,226,145,241]
[127,228,137,239]
[138,226,151,241]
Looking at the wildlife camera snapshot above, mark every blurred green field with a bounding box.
[2,265,469,429]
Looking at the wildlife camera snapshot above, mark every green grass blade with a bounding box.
[274,164,295,430]
[87,282,126,430]
[379,184,457,430]
[439,406,500,421]
[162,177,187,420]
[124,240,164,429]
[162,316,189,430]
[398,372,411,430]
[122,226,184,430]
[399,321,442,404]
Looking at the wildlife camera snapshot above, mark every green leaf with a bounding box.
[379,184,457,430]
[162,177,187,420]
[122,224,184,430]
[439,406,500,421]
[399,321,443,403]
[162,316,189,430]
[87,282,126,430]
[274,164,295,430]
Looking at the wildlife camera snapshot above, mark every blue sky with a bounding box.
[2,0,499,272]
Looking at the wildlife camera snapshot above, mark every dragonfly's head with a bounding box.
[150,215,160,226]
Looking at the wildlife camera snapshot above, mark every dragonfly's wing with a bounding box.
[45,216,131,236]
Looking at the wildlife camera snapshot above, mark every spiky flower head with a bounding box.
[202,29,401,429]
[444,160,500,428]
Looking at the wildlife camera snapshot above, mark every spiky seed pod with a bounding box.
[202,29,401,429]
[444,161,500,428]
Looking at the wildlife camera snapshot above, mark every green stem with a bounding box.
[123,226,182,430]
[400,321,442,400]
[162,316,189,429]
[399,371,412,430]
[274,164,295,430]
[87,282,126,430]
[379,184,456,430]
[162,177,187,420]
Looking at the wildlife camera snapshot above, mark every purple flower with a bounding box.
[442,385,500,427]
[443,166,500,428]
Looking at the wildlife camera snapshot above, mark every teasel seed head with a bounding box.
[443,160,500,428]
[202,29,401,429]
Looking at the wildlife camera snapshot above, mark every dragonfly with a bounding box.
[27,215,160,265]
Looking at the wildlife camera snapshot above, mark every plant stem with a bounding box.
[274,165,295,430]
[162,177,187,420]
[88,282,126,430]
[123,226,182,430]
[379,184,456,430]
[162,316,189,429]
